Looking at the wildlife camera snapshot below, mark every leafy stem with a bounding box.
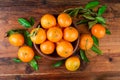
[29,25,40,37]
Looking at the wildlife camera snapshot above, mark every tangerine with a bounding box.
[79,34,93,50]
[9,33,24,46]
[64,27,78,42]
[30,28,46,44]
[91,24,106,38]
[65,56,80,71]
[56,40,73,58]
[58,13,72,27]
[40,40,55,54]
[18,46,34,62]
[47,27,63,42]
[41,14,56,29]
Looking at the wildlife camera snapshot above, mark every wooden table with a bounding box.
[0,0,120,80]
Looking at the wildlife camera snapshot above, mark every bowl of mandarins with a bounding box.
[31,13,80,60]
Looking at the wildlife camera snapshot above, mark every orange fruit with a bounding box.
[58,13,72,27]
[47,27,63,42]
[40,40,55,54]
[18,46,34,62]
[56,39,64,45]
[8,33,24,46]
[56,40,73,58]
[79,34,93,50]
[65,56,80,71]
[30,28,46,44]
[41,14,56,29]
[91,24,106,38]
[64,27,78,42]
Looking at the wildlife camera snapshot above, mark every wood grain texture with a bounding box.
[0,0,120,80]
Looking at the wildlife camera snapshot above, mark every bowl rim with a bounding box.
[33,19,80,61]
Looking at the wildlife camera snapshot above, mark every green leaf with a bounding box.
[66,7,84,16]
[63,8,74,13]
[18,18,32,28]
[13,58,22,63]
[30,17,35,26]
[83,11,91,15]
[29,59,39,70]
[23,31,33,47]
[88,20,97,29]
[106,28,111,35]
[85,1,99,9]
[96,16,106,24]
[80,50,89,62]
[87,9,97,16]
[6,29,27,37]
[68,10,76,17]
[92,36,99,46]
[64,7,83,13]
[76,19,88,25]
[91,45,102,55]
[98,5,107,16]
[52,60,63,68]
[83,14,95,20]
[68,8,82,17]
[34,56,41,60]
[13,29,27,34]
[6,30,15,37]
[74,9,79,17]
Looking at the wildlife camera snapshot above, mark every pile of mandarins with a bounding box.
[8,12,106,71]
[30,13,79,58]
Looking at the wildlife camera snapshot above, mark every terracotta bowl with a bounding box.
[33,20,80,61]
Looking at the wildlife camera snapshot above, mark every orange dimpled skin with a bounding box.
[64,27,78,42]
[65,56,80,71]
[58,13,72,27]
[30,28,46,44]
[40,41,55,54]
[41,14,56,29]
[91,24,106,38]
[47,27,63,42]
[9,33,24,46]
[18,46,34,62]
[56,40,73,58]
[79,34,93,50]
